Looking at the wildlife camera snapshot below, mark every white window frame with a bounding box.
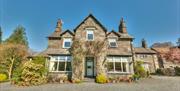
[108,38,118,48]
[86,30,94,41]
[63,38,72,48]
[107,57,130,73]
[49,56,72,72]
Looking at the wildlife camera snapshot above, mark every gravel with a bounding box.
[0,76,180,91]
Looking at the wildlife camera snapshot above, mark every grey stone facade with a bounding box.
[39,14,158,80]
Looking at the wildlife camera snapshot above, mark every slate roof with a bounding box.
[107,48,133,56]
[48,31,61,38]
[48,30,74,38]
[118,33,134,39]
[41,48,70,55]
[134,47,156,54]
[74,14,107,33]
[107,30,134,39]
[152,47,170,54]
[106,30,121,37]
[60,30,74,36]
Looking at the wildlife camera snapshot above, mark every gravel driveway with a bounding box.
[0,76,180,91]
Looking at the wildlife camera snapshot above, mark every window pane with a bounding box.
[121,57,128,62]
[110,42,117,47]
[107,62,114,72]
[122,62,127,72]
[64,42,71,47]
[67,56,72,61]
[55,56,58,61]
[66,62,72,71]
[88,34,93,40]
[58,62,65,71]
[115,62,122,72]
[51,61,58,71]
[59,56,65,61]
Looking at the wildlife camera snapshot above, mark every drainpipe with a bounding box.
[130,41,135,74]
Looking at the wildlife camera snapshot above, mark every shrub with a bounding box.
[11,67,22,84]
[156,68,176,76]
[156,68,164,75]
[12,56,47,86]
[18,61,47,86]
[163,68,175,76]
[134,61,147,78]
[72,78,82,83]
[174,66,180,76]
[146,71,150,77]
[96,74,107,84]
[0,73,7,82]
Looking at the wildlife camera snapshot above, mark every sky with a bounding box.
[0,0,180,51]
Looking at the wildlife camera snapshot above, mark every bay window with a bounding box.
[49,56,72,72]
[107,57,129,73]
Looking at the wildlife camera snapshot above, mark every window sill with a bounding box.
[107,72,130,74]
[109,47,118,48]
[62,47,71,49]
[49,71,72,73]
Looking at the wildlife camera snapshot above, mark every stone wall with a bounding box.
[135,54,159,73]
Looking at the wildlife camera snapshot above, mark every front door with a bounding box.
[85,57,94,77]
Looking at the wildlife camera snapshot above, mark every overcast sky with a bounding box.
[0,0,179,51]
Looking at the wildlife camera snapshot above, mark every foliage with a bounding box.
[70,39,108,81]
[85,40,107,76]
[5,25,28,47]
[174,67,180,76]
[12,66,23,84]
[12,56,47,86]
[177,38,180,48]
[156,68,164,75]
[165,47,180,63]
[85,40,107,56]
[156,68,175,76]
[132,74,140,80]
[0,27,2,44]
[108,76,133,83]
[70,40,86,81]
[0,73,7,82]
[72,78,82,83]
[48,75,68,83]
[0,43,28,79]
[32,56,46,65]
[96,74,107,84]
[151,42,174,48]
[134,61,147,78]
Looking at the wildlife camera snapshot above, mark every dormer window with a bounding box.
[108,38,117,48]
[63,38,72,48]
[86,30,94,41]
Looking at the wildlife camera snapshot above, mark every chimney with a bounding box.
[55,19,63,32]
[142,38,147,48]
[119,17,127,33]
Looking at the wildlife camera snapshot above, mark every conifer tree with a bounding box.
[5,25,28,47]
[0,26,2,44]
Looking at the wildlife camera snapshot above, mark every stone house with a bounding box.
[33,14,159,80]
[134,39,159,73]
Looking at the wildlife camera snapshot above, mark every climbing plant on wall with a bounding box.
[70,38,108,82]
[70,40,86,82]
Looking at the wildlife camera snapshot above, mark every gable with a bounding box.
[60,30,74,38]
[107,31,120,38]
[74,14,107,33]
